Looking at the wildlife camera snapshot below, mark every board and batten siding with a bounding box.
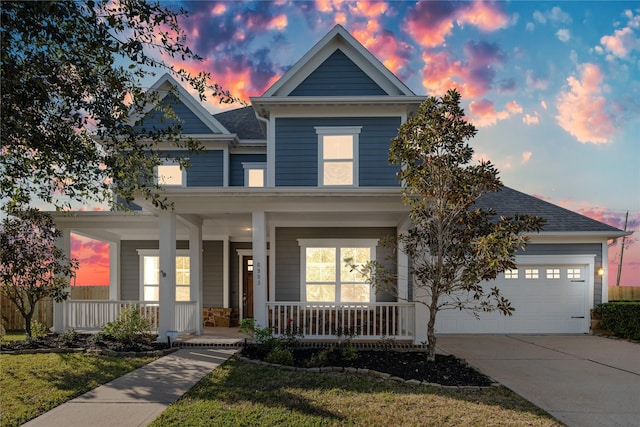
[275,227,397,302]
[289,49,387,96]
[138,96,215,134]
[159,149,224,187]
[275,117,401,187]
[229,153,267,186]
[518,243,604,305]
[120,240,224,306]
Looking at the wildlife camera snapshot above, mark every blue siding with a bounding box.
[275,117,401,186]
[160,150,224,187]
[290,50,387,96]
[229,153,267,186]
[138,95,215,134]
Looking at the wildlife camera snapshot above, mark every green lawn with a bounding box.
[151,358,563,427]
[0,353,155,427]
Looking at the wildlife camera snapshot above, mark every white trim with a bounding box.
[297,238,379,303]
[236,249,253,319]
[316,126,361,188]
[155,159,187,188]
[242,162,267,187]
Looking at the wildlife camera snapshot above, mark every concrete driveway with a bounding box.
[437,335,640,427]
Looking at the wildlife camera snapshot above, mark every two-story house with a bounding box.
[53,25,627,344]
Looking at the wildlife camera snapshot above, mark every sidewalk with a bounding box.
[23,348,238,427]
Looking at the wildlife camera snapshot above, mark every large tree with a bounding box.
[0,208,78,337]
[1,0,235,211]
[354,90,545,361]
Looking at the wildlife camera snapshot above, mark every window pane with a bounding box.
[176,256,190,285]
[323,135,353,159]
[341,284,370,302]
[144,286,158,301]
[324,162,353,185]
[504,269,518,279]
[306,248,335,282]
[143,256,159,285]
[340,247,370,282]
[306,284,336,302]
[157,164,182,186]
[248,169,264,187]
[176,286,190,301]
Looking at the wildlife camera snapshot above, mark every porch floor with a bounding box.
[176,327,245,347]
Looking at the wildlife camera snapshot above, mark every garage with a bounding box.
[435,258,592,334]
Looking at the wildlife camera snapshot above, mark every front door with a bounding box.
[242,256,254,319]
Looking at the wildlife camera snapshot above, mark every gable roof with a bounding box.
[478,186,626,236]
[134,73,230,135]
[260,24,417,98]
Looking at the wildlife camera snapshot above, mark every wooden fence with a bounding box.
[1,286,109,331]
[608,286,640,301]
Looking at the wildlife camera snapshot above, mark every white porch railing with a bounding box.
[63,300,197,334]
[267,302,415,340]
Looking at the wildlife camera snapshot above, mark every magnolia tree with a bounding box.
[0,208,78,337]
[1,0,237,211]
[352,90,545,361]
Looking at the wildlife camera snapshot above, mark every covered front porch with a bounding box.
[52,188,425,344]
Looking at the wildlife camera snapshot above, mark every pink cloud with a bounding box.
[468,98,522,127]
[521,151,532,164]
[351,22,413,78]
[523,113,539,125]
[598,10,640,60]
[555,63,615,144]
[406,0,509,48]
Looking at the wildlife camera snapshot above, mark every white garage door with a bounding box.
[435,265,588,334]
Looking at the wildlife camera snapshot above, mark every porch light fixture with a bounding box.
[596,266,605,277]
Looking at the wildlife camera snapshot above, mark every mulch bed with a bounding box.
[241,345,494,387]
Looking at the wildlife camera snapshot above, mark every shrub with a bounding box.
[100,307,151,344]
[265,347,294,366]
[305,347,334,368]
[29,320,49,339]
[595,302,640,340]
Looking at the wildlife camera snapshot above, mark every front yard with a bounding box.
[150,358,563,426]
[0,353,155,427]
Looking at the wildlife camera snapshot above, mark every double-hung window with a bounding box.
[137,249,190,301]
[155,160,186,187]
[316,127,361,187]
[298,239,377,303]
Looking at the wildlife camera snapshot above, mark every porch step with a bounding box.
[175,339,245,348]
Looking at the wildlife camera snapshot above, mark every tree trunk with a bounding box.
[24,311,33,338]
[426,301,438,362]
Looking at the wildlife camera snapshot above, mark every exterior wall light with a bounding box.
[596,266,605,277]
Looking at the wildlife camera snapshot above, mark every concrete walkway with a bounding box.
[437,335,640,427]
[23,348,238,427]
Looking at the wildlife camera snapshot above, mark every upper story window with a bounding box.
[156,160,186,187]
[316,126,361,187]
[243,162,266,187]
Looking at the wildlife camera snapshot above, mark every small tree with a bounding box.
[0,207,78,337]
[353,90,545,361]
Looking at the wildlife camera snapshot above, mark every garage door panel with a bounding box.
[435,265,587,334]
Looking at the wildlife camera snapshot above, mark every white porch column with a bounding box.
[158,211,177,342]
[53,228,72,333]
[109,240,120,300]
[397,218,410,302]
[252,211,268,327]
[188,219,203,335]
[413,287,430,345]
[223,236,230,308]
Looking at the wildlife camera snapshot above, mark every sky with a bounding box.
[71,0,639,286]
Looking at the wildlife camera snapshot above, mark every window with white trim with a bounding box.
[242,162,266,187]
[504,269,518,279]
[137,249,190,301]
[155,160,186,187]
[316,127,361,187]
[298,239,377,302]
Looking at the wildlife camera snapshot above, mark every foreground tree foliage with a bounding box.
[1,0,236,210]
[353,90,545,361]
[0,208,78,337]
